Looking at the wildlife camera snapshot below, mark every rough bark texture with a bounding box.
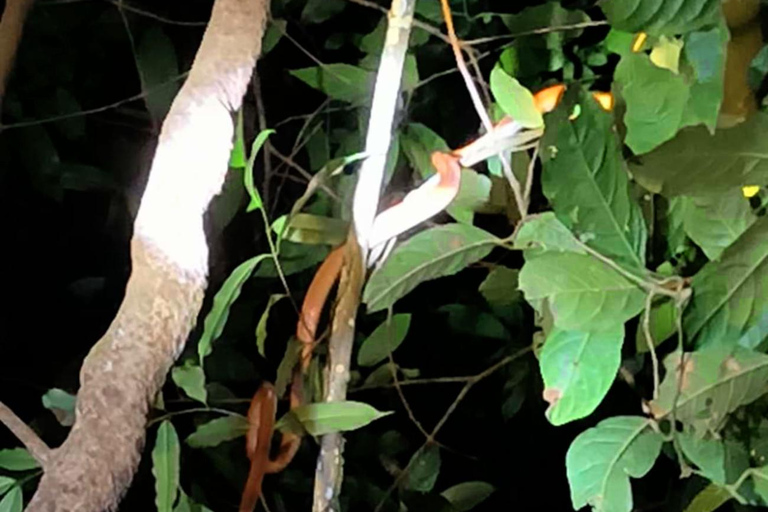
[0,0,35,107]
[25,0,268,510]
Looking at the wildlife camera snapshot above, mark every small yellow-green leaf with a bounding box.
[440,481,495,512]
[291,401,392,436]
[186,416,249,449]
[490,66,542,129]
[152,421,180,512]
[283,213,348,246]
[171,361,207,405]
[256,294,287,356]
[243,129,274,213]
[357,314,412,367]
[683,483,731,512]
[41,388,76,427]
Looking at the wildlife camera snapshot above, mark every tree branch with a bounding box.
[0,401,50,467]
[24,1,270,510]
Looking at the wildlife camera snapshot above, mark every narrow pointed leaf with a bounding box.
[683,484,731,512]
[186,416,249,448]
[152,421,180,512]
[358,314,412,367]
[0,449,38,471]
[0,486,21,512]
[289,401,392,436]
[171,361,207,405]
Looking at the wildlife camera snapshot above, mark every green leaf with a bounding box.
[136,27,180,124]
[600,0,720,36]
[262,19,286,55]
[0,449,39,471]
[438,304,509,340]
[679,432,726,484]
[514,212,587,254]
[198,254,270,363]
[256,294,287,357]
[683,484,731,512]
[0,486,21,512]
[301,0,345,23]
[283,213,348,246]
[41,387,76,427]
[290,64,374,104]
[0,477,15,496]
[683,216,768,349]
[680,190,756,261]
[171,361,207,405]
[614,27,727,155]
[244,129,274,212]
[399,123,450,180]
[357,314,412,367]
[440,481,495,512]
[635,298,677,353]
[406,444,441,493]
[288,401,392,436]
[152,421,180,512]
[448,169,492,224]
[541,87,647,270]
[566,416,663,512]
[541,326,624,426]
[751,466,768,503]
[519,251,645,331]
[629,113,768,196]
[186,416,249,448]
[489,66,542,129]
[364,224,499,313]
[478,266,521,310]
[650,347,768,429]
[229,110,246,169]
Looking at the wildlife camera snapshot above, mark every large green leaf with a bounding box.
[287,401,392,436]
[629,113,768,196]
[519,251,645,331]
[683,216,768,348]
[490,66,542,129]
[650,347,768,429]
[357,313,412,367]
[566,416,663,512]
[681,190,756,261]
[364,224,499,313]
[289,64,374,104]
[185,416,249,448]
[600,0,720,36]
[198,254,270,363]
[152,421,180,512]
[541,87,646,270]
[541,326,624,426]
[683,484,731,512]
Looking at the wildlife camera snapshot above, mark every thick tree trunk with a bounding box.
[25,0,269,510]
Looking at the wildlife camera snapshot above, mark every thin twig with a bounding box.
[373,345,533,512]
[464,20,609,47]
[252,73,273,208]
[0,401,51,467]
[642,291,661,401]
[104,0,207,26]
[439,0,525,216]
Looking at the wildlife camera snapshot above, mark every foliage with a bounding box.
[6,0,768,511]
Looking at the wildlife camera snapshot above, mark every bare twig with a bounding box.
[104,0,207,26]
[438,0,526,216]
[0,401,51,467]
[373,345,533,512]
[252,73,273,208]
[642,291,661,401]
[0,0,36,106]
